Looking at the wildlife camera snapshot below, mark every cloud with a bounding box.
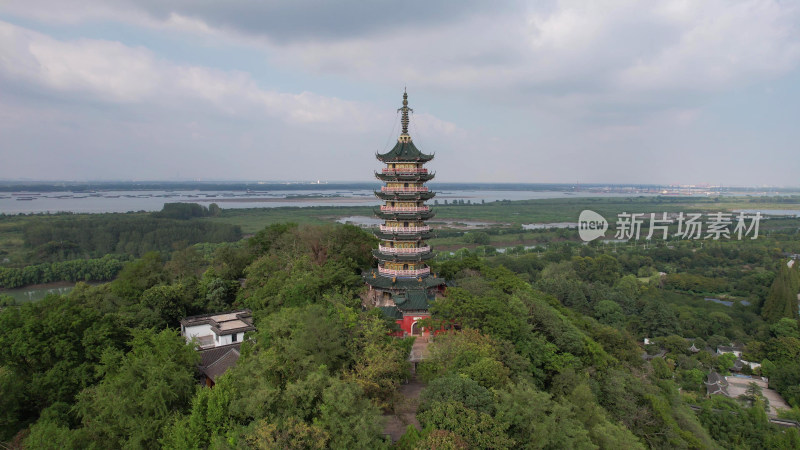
[2,0,513,42]
[6,1,800,109]
[1,1,798,185]
[0,20,466,181]
[0,20,389,130]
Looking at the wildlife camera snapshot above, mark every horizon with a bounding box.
[1,179,799,188]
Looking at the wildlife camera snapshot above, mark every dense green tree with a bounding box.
[419,329,513,389]
[110,251,168,301]
[0,295,129,439]
[243,417,329,449]
[72,329,199,448]
[255,304,350,387]
[418,400,515,449]
[762,264,799,323]
[346,312,411,408]
[419,375,495,416]
[594,300,624,328]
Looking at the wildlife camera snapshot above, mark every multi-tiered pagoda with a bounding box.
[364,91,446,336]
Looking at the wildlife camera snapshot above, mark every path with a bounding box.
[383,337,431,443]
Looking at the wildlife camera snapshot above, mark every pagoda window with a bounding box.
[404,222,409,227]
[403,264,409,270]
[404,183,409,188]
[390,241,395,247]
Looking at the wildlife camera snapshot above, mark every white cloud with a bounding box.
[0,21,408,131]
[7,1,799,102]
[616,0,800,91]
[0,1,798,184]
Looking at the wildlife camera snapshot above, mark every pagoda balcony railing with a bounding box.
[382,168,428,175]
[381,186,429,193]
[379,225,431,234]
[378,266,431,278]
[378,245,431,254]
[380,205,430,213]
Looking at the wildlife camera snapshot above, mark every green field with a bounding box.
[203,196,800,233]
[3,195,798,264]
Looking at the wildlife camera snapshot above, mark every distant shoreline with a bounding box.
[194,197,376,203]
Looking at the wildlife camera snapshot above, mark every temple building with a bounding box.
[363,91,446,336]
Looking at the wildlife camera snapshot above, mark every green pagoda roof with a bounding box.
[376,91,433,162]
[378,305,403,320]
[375,171,435,182]
[372,249,435,262]
[363,269,446,290]
[375,190,436,201]
[373,230,435,241]
[373,207,435,220]
[376,140,434,163]
[393,289,434,311]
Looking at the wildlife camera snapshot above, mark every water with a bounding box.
[336,216,384,227]
[733,209,800,217]
[522,222,577,230]
[0,188,667,215]
[434,219,497,228]
[2,283,77,303]
[704,297,751,307]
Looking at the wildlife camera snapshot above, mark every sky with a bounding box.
[1,0,799,186]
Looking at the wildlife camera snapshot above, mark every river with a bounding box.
[0,188,668,214]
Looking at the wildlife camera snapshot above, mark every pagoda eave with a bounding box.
[375,154,435,163]
[375,172,436,182]
[363,269,446,290]
[374,191,436,201]
[373,209,435,220]
[373,231,434,241]
[372,249,435,261]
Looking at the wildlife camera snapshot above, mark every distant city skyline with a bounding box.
[1,1,799,186]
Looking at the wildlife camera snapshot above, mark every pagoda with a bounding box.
[363,91,446,336]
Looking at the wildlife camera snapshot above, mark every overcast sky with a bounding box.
[1,1,799,185]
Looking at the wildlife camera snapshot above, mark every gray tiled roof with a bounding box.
[198,343,241,382]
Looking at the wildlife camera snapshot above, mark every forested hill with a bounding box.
[1,222,800,448]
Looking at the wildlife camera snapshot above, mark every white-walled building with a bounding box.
[181,309,255,349]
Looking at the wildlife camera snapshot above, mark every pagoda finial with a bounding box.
[398,89,413,140]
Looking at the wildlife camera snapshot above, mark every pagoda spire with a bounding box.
[398,89,413,137]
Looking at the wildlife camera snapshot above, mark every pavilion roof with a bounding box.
[393,289,434,311]
[377,140,434,162]
[363,269,446,289]
[378,306,403,320]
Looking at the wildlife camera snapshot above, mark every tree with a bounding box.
[314,379,386,449]
[255,304,350,387]
[594,300,624,328]
[769,317,800,338]
[244,417,329,449]
[463,232,490,245]
[165,245,206,279]
[639,300,681,337]
[762,265,799,323]
[419,375,494,416]
[110,251,168,301]
[346,312,411,408]
[140,283,196,328]
[418,401,515,449]
[74,329,199,448]
[418,330,512,390]
[0,294,16,307]
[0,295,129,440]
